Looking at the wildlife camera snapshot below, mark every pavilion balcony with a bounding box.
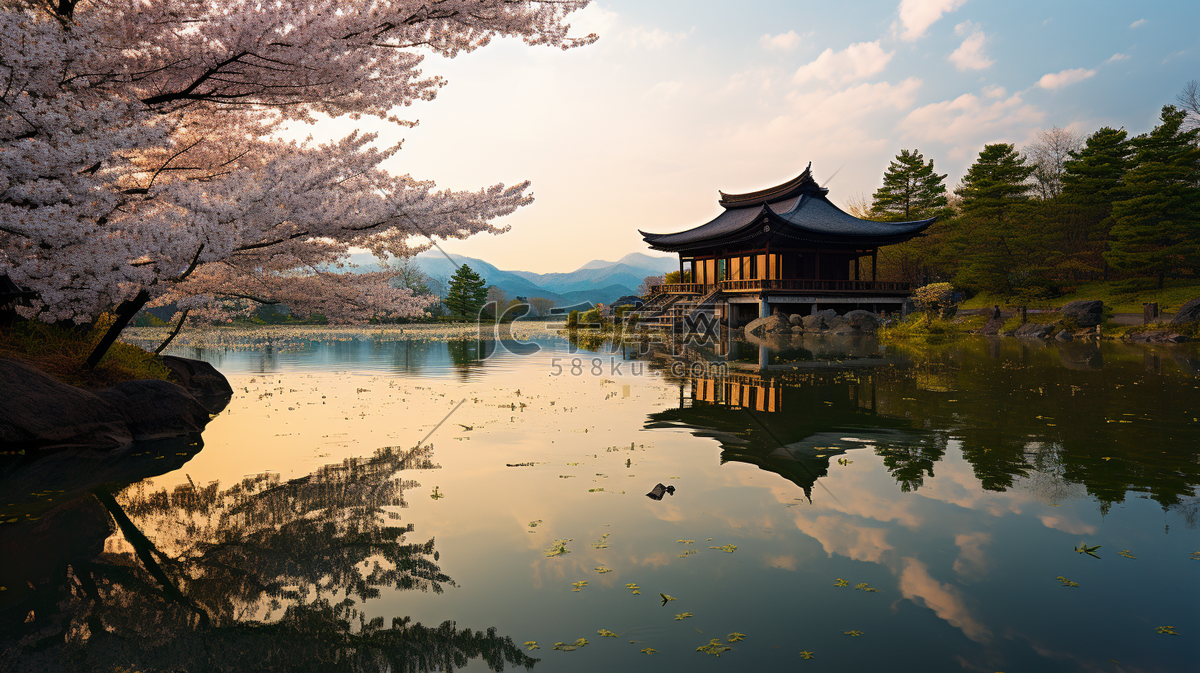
[650,279,911,296]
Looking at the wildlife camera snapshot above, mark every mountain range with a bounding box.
[344,251,677,308]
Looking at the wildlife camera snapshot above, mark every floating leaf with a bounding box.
[591,534,610,549]
[640,647,657,654]
[1156,626,1178,635]
[595,566,612,574]
[528,520,542,528]
[660,593,677,605]
[837,458,853,466]
[552,638,590,651]
[588,488,605,493]
[834,578,849,587]
[799,651,815,659]
[1118,550,1136,559]
[842,630,863,637]
[571,581,588,592]
[727,632,745,643]
[1056,576,1080,588]
[677,539,695,544]
[1190,551,1200,561]
[544,539,572,557]
[1074,542,1101,558]
[625,583,640,590]
[429,487,444,500]
[854,583,879,592]
[709,544,737,553]
[597,629,618,638]
[675,612,693,620]
[697,638,732,656]
[524,641,539,651]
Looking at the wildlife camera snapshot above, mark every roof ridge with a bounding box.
[717,162,823,208]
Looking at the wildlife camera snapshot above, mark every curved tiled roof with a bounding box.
[641,165,934,251]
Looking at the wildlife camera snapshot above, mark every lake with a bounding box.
[3,325,1199,672]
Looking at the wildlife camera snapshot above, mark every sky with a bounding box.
[331,0,1200,273]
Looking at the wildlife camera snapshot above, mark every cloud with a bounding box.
[1037,514,1097,535]
[899,558,992,642]
[949,22,993,71]
[952,532,991,580]
[1129,18,1146,28]
[794,515,895,563]
[900,91,1044,149]
[760,30,801,52]
[620,26,688,50]
[896,0,969,41]
[981,84,1006,98]
[1107,53,1130,62]
[794,41,894,85]
[1037,67,1096,89]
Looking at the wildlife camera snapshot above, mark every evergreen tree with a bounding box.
[1106,106,1200,289]
[951,144,1037,294]
[869,149,953,285]
[1059,127,1133,279]
[870,149,950,221]
[444,264,488,318]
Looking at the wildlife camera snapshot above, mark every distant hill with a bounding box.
[344,250,675,309]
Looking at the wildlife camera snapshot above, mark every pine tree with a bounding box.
[1106,106,1200,289]
[1059,127,1133,279]
[951,144,1038,294]
[870,149,950,221]
[444,264,488,318]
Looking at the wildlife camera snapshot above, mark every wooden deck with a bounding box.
[650,279,911,296]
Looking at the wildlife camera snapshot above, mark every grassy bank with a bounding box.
[961,280,1200,313]
[1,319,170,388]
[878,313,989,340]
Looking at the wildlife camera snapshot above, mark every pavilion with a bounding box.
[638,164,934,327]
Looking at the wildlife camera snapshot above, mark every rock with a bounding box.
[1059,300,1104,328]
[843,310,879,332]
[817,308,837,321]
[1170,297,1200,325]
[790,325,805,334]
[802,314,826,330]
[746,313,790,336]
[1127,330,1191,344]
[0,358,131,451]
[1054,330,1073,341]
[788,313,804,326]
[161,355,233,413]
[1014,322,1056,339]
[96,379,212,441]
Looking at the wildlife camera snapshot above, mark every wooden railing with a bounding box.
[718,279,911,293]
[650,283,707,295]
[650,279,912,295]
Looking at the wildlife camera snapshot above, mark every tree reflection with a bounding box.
[0,443,537,672]
[649,338,1200,511]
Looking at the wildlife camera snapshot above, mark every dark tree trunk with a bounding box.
[84,290,149,370]
[154,308,190,354]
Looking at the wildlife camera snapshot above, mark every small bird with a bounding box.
[1075,542,1101,558]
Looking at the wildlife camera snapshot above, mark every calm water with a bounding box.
[3,331,1199,672]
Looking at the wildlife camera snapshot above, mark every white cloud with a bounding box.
[900,91,1044,149]
[1129,18,1146,28]
[1037,67,1096,89]
[949,22,993,71]
[1107,53,1130,62]
[620,26,688,49]
[981,84,1006,98]
[760,30,801,52]
[896,0,969,41]
[794,41,894,85]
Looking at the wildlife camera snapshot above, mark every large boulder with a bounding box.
[788,313,804,326]
[0,358,131,451]
[1059,300,1104,328]
[802,309,838,331]
[96,379,212,441]
[842,310,879,332]
[161,355,233,412]
[1014,322,1056,339]
[1170,297,1200,325]
[746,313,791,336]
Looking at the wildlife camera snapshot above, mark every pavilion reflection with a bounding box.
[648,370,940,500]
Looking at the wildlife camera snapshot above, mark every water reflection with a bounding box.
[651,337,1200,514]
[0,442,537,672]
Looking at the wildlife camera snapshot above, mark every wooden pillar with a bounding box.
[679,256,683,282]
[872,249,877,282]
[854,256,860,281]
[814,249,821,281]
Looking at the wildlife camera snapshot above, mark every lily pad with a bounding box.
[545,539,572,557]
[834,578,849,587]
[799,651,815,659]
[524,641,539,651]
[571,581,588,592]
[727,632,745,643]
[697,638,732,656]
[675,612,693,620]
[597,629,618,638]
[843,630,863,637]
[640,647,657,654]
[552,638,590,651]
[1156,626,1178,635]
[709,544,737,553]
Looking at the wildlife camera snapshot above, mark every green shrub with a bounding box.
[0,318,170,388]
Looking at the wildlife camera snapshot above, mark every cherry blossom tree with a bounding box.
[0,0,595,364]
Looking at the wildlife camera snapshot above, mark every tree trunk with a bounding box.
[154,308,190,354]
[84,290,149,370]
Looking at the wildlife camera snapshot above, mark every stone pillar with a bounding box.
[759,296,769,318]
[758,344,768,370]
[1143,302,1158,324]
